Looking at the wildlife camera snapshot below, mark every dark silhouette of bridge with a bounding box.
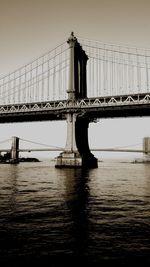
[1,32,150,167]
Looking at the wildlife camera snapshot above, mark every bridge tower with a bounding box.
[56,32,98,168]
[11,136,19,163]
[143,137,150,154]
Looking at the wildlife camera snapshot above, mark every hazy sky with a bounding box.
[0,0,150,159]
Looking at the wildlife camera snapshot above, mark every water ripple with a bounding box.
[0,161,150,265]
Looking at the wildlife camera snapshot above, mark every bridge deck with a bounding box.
[0,148,144,153]
[0,93,150,123]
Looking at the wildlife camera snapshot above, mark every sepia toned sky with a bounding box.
[0,0,150,159]
[1,0,150,75]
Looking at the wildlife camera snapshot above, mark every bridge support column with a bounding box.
[55,114,98,168]
[55,113,81,168]
[11,136,19,163]
[143,137,150,154]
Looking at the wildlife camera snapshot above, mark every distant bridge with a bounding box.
[0,148,145,153]
[0,137,150,163]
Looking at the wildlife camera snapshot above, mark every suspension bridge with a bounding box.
[0,136,149,165]
[1,32,150,167]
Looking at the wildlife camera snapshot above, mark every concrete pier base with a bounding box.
[55,113,98,169]
[55,152,98,168]
[55,152,81,168]
[82,153,98,168]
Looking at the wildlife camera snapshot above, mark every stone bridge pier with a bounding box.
[55,113,97,168]
[55,33,98,168]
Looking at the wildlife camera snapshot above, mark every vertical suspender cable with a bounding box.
[124,50,127,94]
[128,48,130,94]
[136,49,141,93]
[120,48,123,95]
[18,70,21,103]
[96,43,98,97]
[8,75,11,104]
[13,74,16,104]
[30,63,32,102]
[58,46,61,99]
[145,50,149,93]
[35,61,37,102]
[112,45,114,95]
[89,41,91,98]
[24,67,26,103]
[103,44,106,96]
[99,46,101,96]
[53,48,56,100]
[64,48,67,99]
[92,47,94,97]
[47,58,50,101]
[41,60,44,101]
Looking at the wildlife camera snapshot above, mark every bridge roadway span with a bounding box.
[0,148,144,153]
[0,93,150,123]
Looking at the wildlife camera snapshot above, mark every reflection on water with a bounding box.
[0,161,150,266]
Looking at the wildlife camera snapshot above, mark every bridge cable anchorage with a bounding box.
[19,138,64,150]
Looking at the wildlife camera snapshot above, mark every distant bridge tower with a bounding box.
[56,32,97,168]
[11,136,19,163]
[143,137,150,154]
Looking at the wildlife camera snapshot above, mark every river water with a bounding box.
[0,160,150,266]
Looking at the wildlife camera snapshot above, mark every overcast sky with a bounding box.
[0,0,150,159]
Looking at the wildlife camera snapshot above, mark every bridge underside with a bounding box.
[85,103,150,119]
[0,110,65,123]
[1,103,150,123]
